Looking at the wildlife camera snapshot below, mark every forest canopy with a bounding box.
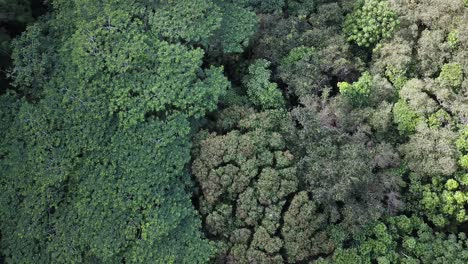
[1,0,467,263]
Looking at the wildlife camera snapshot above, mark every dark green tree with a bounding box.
[279,46,324,98]
[149,0,223,45]
[213,1,258,54]
[0,0,37,94]
[2,0,468,263]
[244,59,285,109]
[1,0,232,262]
[237,0,285,13]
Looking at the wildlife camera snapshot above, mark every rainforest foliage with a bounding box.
[1,0,467,263]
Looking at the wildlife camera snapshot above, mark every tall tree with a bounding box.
[0,0,233,262]
[192,106,333,263]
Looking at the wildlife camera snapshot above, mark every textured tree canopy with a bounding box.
[1,0,468,263]
[318,215,468,264]
[192,106,333,263]
[1,0,234,262]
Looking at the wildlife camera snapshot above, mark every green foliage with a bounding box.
[385,65,408,90]
[192,107,333,262]
[400,125,458,177]
[149,0,223,45]
[319,216,468,263]
[220,86,251,107]
[253,0,364,85]
[279,46,323,98]
[338,71,373,107]
[249,13,300,64]
[391,77,460,135]
[438,63,464,89]
[458,126,468,169]
[3,0,468,263]
[0,0,232,262]
[344,0,399,47]
[1,103,216,263]
[428,109,453,128]
[416,29,451,77]
[281,46,315,66]
[407,173,468,226]
[68,10,229,126]
[448,30,459,49]
[372,37,412,89]
[237,0,285,13]
[282,191,334,262]
[0,91,21,156]
[400,124,468,227]
[460,155,468,169]
[457,126,468,153]
[286,0,317,17]
[244,59,284,109]
[9,22,54,98]
[218,2,258,53]
[387,3,468,226]
[393,100,423,135]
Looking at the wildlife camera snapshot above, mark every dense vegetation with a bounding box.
[1,0,467,263]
